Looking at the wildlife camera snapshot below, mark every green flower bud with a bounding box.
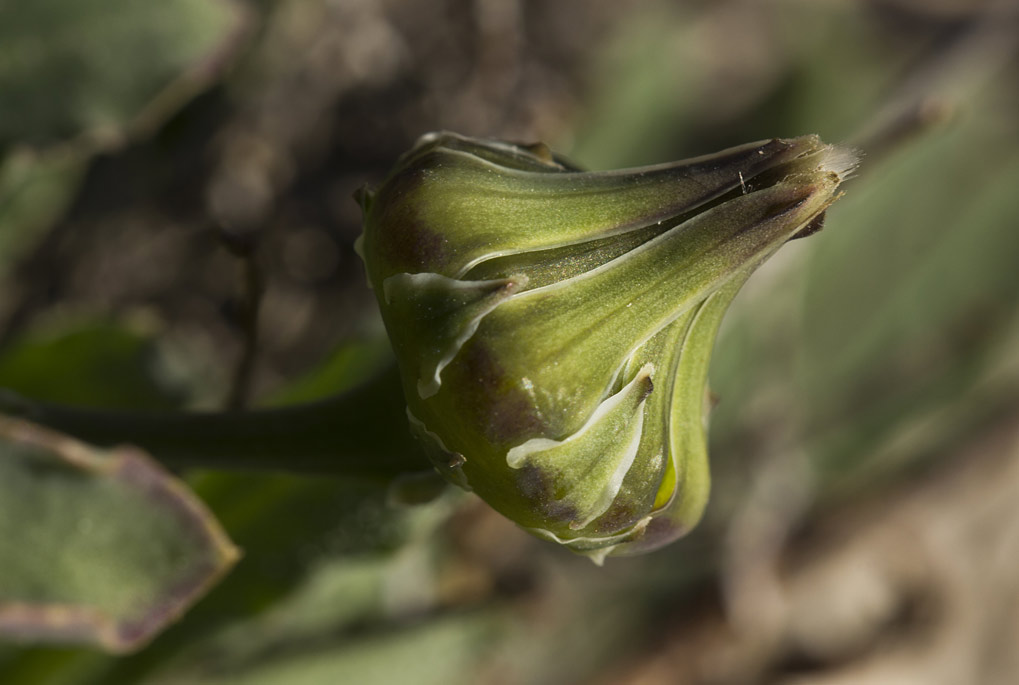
[358,132,856,563]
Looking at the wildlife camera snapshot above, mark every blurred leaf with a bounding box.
[771,3,924,141]
[567,4,698,169]
[263,339,394,407]
[184,556,392,664]
[0,149,86,275]
[0,416,238,653]
[0,319,184,409]
[0,645,109,685]
[802,113,1019,414]
[152,611,503,685]
[0,471,425,685]
[0,0,248,147]
[569,2,924,167]
[76,472,427,683]
[139,489,463,681]
[797,103,1019,482]
[708,85,1019,494]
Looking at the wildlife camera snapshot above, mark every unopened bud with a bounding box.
[358,132,856,562]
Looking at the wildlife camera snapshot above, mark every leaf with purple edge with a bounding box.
[0,416,238,653]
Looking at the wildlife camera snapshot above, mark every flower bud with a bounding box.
[358,132,856,562]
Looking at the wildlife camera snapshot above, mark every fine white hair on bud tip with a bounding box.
[819,144,861,182]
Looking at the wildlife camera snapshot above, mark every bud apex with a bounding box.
[358,132,856,562]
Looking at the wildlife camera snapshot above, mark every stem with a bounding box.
[221,227,265,410]
[225,247,264,410]
[2,365,427,480]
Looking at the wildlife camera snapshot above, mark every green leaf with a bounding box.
[0,150,86,276]
[75,475,457,683]
[0,416,238,653]
[0,319,184,409]
[263,339,394,407]
[152,611,503,685]
[708,86,1019,495]
[0,0,249,147]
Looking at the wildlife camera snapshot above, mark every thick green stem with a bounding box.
[1,365,427,479]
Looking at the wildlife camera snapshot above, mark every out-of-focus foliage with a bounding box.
[263,338,393,406]
[1,0,1018,683]
[0,319,183,409]
[0,151,86,274]
[0,417,237,653]
[0,0,247,147]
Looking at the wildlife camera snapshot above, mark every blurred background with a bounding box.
[1,0,1018,683]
